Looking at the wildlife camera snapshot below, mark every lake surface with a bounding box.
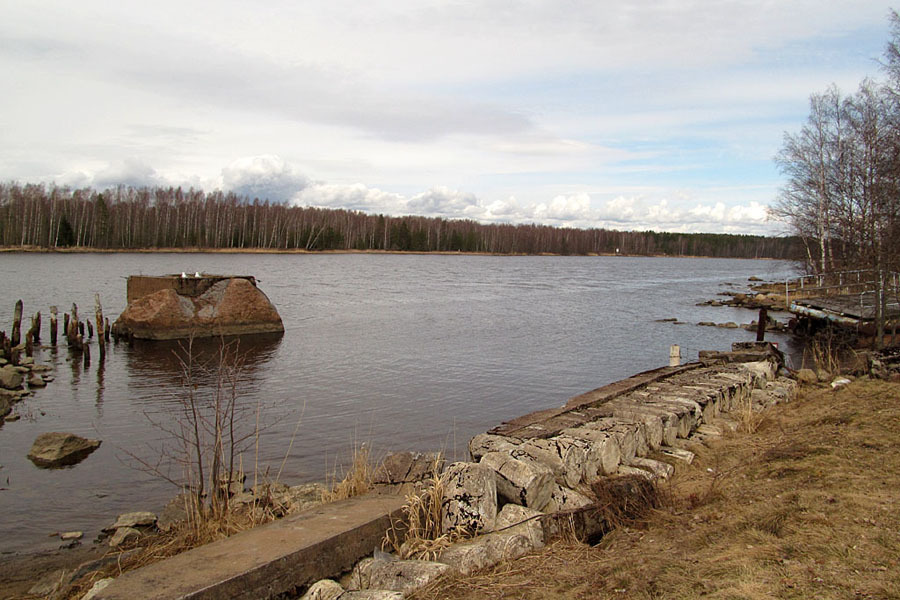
[0,253,800,553]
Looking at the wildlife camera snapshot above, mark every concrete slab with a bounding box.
[94,494,407,600]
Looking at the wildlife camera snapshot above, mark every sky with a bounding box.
[0,1,894,235]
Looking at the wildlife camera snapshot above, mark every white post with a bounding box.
[669,344,681,367]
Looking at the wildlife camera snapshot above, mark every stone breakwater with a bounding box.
[307,344,797,600]
[91,343,796,600]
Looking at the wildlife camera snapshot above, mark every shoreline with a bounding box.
[0,245,783,260]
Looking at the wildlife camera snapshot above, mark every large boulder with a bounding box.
[27,432,101,468]
[113,277,284,340]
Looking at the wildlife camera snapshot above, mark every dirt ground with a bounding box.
[412,378,900,600]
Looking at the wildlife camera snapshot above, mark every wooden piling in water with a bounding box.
[86,319,94,338]
[104,318,110,343]
[83,340,90,367]
[11,300,23,347]
[95,294,106,360]
[32,312,41,343]
[25,330,33,358]
[756,307,768,342]
[63,313,70,340]
[50,306,58,345]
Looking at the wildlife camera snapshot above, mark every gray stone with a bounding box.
[82,578,115,600]
[617,465,654,480]
[522,436,588,487]
[660,446,694,464]
[109,526,142,547]
[157,494,191,532]
[520,438,586,488]
[441,462,498,534]
[110,511,157,529]
[740,360,776,387]
[468,433,520,461]
[300,579,344,600]
[540,484,594,513]
[27,432,102,468]
[629,457,674,479]
[494,503,545,548]
[349,558,450,594]
[560,425,622,475]
[60,531,84,540]
[339,592,404,600]
[374,451,444,484]
[437,532,533,575]
[551,435,602,481]
[480,452,554,510]
[27,374,47,387]
[0,365,23,390]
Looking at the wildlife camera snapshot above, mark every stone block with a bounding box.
[495,504,545,548]
[480,452,554,510]
[441,462,497,534]
[349,558,450,594]
[437,531,533,575]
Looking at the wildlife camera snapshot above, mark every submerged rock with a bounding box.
[27,432,101,468]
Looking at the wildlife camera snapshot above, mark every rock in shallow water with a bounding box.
[26,432,101,468]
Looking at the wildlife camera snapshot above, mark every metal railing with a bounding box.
[784,269,900,307]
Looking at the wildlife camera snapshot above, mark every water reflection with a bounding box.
[122,333,284,403]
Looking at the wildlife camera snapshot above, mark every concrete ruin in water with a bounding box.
[112,274,284,340]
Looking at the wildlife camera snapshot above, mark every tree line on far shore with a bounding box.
[0,182,801,258]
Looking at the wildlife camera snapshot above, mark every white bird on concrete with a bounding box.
[195,271,201,278]
[181,272,187,278]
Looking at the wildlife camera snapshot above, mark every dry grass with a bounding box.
[412,378,900,600]
[321,444,376,503]
[383,455,470,560]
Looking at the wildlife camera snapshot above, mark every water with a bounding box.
[0,253,800,553]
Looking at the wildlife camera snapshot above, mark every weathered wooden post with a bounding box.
[104,318,110,343]
[11,300,23,347]
[50,306,58,345]
[669,344,681,367]
[78,321,85,337]
[756,307,768,342]
[63,312,70,340]
[32,312,41,343]
[25,330,33,358]
[0,332,8,361]
[86,319,94,338]
[83,340,91,367]
[95,294,106,361]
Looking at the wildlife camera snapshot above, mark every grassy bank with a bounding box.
[413,379,900,600]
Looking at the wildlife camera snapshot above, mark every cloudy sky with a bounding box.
[0,1,892,234]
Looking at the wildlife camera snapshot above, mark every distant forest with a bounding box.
[0,183,801,258]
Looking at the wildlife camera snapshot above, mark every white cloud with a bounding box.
[407,187,479,216]
[222,155,310,202]
[295,182,407,214]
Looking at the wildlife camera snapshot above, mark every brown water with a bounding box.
[0,253,799,553]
